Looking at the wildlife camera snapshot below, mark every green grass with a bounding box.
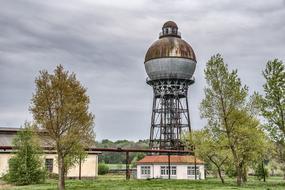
[2,175,285,190]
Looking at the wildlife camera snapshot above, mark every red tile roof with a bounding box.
[137,155,204,164]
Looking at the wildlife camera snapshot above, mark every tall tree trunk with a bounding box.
[217,167,225,184]
[58,154,65,190]
[229,143,244,186]
[236,165,242,186]
[262,161,266,182]
[229,144,242,186]
[208,155,226,184]
[242,166,247,182]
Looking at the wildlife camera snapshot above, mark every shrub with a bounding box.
[4,124,46,185]
[98,163,109,175]
[47,172,59,179]
[225,165,237,178]
[255,162,269,181]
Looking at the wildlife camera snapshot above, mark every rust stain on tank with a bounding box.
[144,37,196,63]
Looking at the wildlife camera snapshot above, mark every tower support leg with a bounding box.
[148,79,193,151]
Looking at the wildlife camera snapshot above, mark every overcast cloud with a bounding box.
[0,0,284,141]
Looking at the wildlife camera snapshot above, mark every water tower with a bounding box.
[144,21,196,150]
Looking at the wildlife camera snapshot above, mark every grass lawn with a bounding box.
[1,175,284,190]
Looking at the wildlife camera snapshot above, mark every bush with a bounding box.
[98,163,109,175]
[4,124,46,185]
[255,162,269,181]
[47,173,59,179]
[2,173,10,182]
[225,165,237,178]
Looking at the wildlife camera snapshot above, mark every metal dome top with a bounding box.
[144,22,196,63]
[159,21,181,39]
[144,37,196,63]
[162,21,178,29]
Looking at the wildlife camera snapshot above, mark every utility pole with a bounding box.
[79,156,82,180]
[126,151,130,180]
[168,153,171,179]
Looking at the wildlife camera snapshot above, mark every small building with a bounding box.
[0,127,100,179]
[137,155,205,180]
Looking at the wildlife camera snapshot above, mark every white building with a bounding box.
[0,127,99,178]
[137,155,205,180]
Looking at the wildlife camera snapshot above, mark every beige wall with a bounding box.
[0,153,98,178]
[0,154,12,176]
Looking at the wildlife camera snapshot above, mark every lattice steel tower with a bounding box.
[144,21,197,150]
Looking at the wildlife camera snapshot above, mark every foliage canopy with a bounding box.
[30,65,95,190]
[200,54,267,185]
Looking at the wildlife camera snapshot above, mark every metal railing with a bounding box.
[159,31,181,38]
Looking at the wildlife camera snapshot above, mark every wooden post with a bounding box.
[194,151,197,180]
[168,153,171,179]
[79,156,82,180]
[126,151,130,180]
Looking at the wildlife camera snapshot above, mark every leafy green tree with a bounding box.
[254,161,269,181]
[229,112,267,182]
[259,59,285,178]
[30,65,95,190]
[5,123,46,185]
[200,54,267,186]
[190,129,230,183]
[225,164,236,178]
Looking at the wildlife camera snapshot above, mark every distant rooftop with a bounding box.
[0,127,21,133]
[0,127,50,147]
[137,155,204,164]
[0,127,97,153]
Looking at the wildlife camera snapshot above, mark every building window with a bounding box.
[160,166,176,176]
[141,166,150,175]
[187,166,199,176]
[161,166,166,175]
[45,159,53,173]
[171,166,177,175]
[165,28,169,34]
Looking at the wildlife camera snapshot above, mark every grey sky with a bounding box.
[0,0,284,141]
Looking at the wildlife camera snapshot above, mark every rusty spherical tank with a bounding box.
[144,21,196,80]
